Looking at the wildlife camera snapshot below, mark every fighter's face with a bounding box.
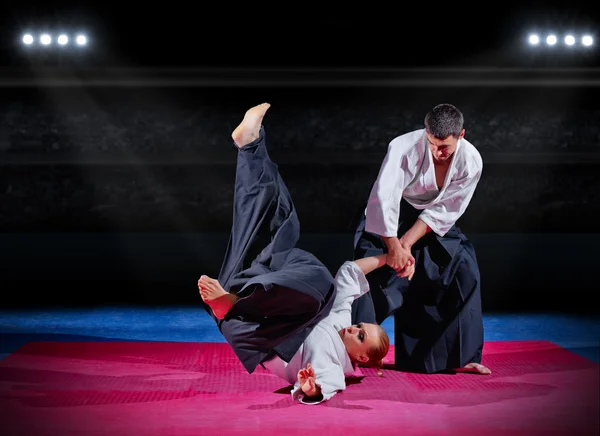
[339,322,381,363]
[426,130,464,162]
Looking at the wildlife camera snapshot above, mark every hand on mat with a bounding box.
[387,246,414,274]
[397,262,415,280]
[298,363,319,397]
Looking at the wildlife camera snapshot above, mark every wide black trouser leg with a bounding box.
[204,126,335,374]
[217,126,299,295]
[351,200,484,373]
[393,238,484,373]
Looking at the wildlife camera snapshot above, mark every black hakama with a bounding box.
[351,198,484,373]
[203,127,336,374]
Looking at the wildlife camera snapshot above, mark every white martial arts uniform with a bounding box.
[365,129,483,237]
[262,260,370,404]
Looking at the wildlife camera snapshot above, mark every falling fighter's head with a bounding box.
[424,103,465,163]
[339,322,390,371]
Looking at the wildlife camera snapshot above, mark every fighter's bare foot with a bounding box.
[231,103,271,148]
[198,275,239,319]
[451,362,492,375]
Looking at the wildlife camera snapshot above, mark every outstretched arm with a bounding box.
[329,255,389,314]
[353,254,388,276]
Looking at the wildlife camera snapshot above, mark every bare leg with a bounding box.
[198,275,239,319]
[451,362,491,375]
[231,103,270,148]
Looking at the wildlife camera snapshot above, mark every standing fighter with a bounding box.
[351,103,491,375]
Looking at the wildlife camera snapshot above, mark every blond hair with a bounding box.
[365,324,390,376]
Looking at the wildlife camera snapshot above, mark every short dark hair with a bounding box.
[424,103,464,139]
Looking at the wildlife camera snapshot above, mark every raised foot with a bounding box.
[231,102,271,148]
[198,275,239,319]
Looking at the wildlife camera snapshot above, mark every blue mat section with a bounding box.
[1,308,598,363]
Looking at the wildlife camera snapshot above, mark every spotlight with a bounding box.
[546,34,557,45]
[564,35,575,46]
[582,35,594,46]
[22,34,34,45]
[40,33,52,45]
[528,34,540,45]
[57,34,69,45]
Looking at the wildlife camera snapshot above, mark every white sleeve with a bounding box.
[330,261,370,314]
[365,141,411,237]
[288,328,349,405]
[290,367,346,405]
[419,167,482,237]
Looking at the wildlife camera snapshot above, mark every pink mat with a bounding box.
[0,340,597,436]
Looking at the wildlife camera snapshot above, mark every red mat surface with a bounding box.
[0,340,597,436]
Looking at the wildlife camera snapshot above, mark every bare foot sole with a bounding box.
[198,275,239,319]
[451,362,492,375]
[231,103,271,148]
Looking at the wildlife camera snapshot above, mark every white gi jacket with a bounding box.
[365,129,483,237]
[262,261,370,404]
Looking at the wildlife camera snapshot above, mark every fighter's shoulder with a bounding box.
[458,137,483,172]
[388,129,424,155]
[304,323,342,359]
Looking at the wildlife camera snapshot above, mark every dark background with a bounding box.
[0,1,598,312]
[0,0,599,69]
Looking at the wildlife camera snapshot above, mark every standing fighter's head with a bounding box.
[424,103,465,163]
[339,322,390,372]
